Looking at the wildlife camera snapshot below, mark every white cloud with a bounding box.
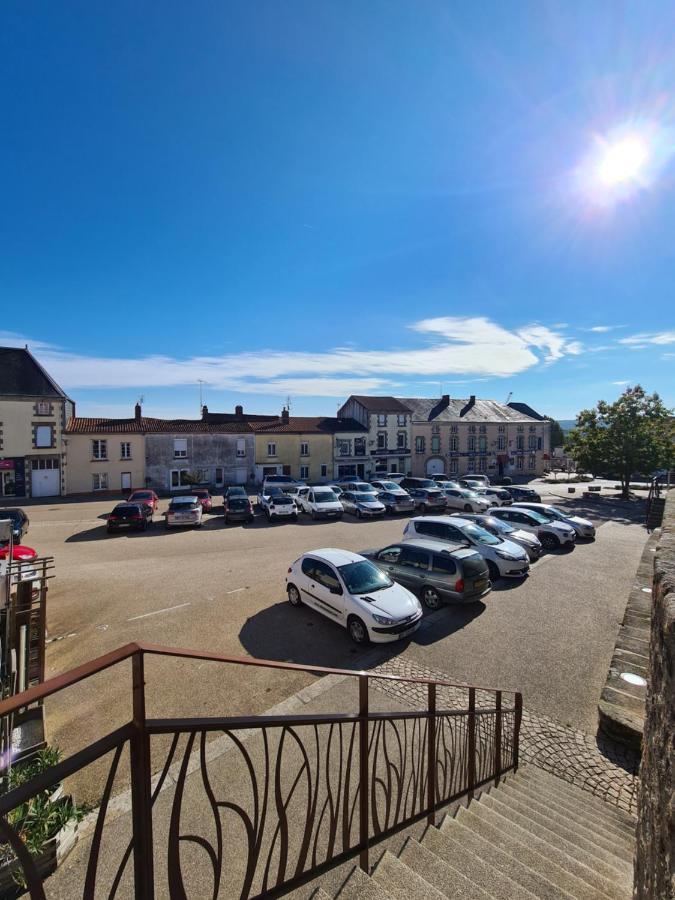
[9,317,584,397]
[585,325,626,333]
[620,331,675,346]
[612,380,630,385]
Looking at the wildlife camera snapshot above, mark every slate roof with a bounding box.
[348,396,412,413]
[202,411,278,423]
[0,347,70,399]
[250,416,366,435]
[398,397,540,424]
[507,401,547,421]
[65,417,253,435]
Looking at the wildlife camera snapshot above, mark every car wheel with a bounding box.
[540,533,560,550]
[487,561,500,582]
[464,503,473,512]
[347,615,369,645]
[421,586,442,610]
[106,526,114,534]
[356,509,362,519]
[287,584,302,607]
[224,515,229,524]
[311,510,317,520]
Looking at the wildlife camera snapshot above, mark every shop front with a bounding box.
[0,459,26,498]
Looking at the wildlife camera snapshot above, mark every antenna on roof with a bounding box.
[138,395,144,405]
[197,380,207,414]
[505,391,512,404]
[286,395,292,412]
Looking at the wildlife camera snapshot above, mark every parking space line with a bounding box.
[128,602,191,621]
[226,588,246,595]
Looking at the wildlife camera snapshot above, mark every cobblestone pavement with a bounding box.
[367,655,640,816]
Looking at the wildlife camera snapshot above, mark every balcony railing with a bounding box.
[0,642,521,899]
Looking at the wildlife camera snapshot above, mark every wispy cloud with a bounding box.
[586,325,625,333]
[619,331,675,346]
[6,317,586,398]
[611,380,630,386]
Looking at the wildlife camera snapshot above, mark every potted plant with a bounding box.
[0,747,85,895]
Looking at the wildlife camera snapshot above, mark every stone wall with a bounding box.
[634,491,675,900]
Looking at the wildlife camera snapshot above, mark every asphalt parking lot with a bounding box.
[6,480,650,796]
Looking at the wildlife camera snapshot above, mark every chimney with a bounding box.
[201,405,208,419]
[281,407,290,425]
[459,395,476,418]
[235,404,243,418]
[441,394,449,405]
[134,402,142,421]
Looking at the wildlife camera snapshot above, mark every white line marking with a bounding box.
[226,587,246,595]
[128,602,191,621]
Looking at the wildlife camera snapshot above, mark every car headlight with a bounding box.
[495,549,519,561]
[372,614,392,625]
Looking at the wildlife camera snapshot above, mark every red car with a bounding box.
[191,489,213,513]
[127,489,160,512]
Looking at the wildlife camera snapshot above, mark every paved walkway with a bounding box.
[371,656,639,815]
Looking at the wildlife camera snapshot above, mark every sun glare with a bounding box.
[596,136,650,186]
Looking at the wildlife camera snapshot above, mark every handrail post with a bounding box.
[494,690,502,784]
[427,683,437,825]
[513,692,522,771]
[358,675,369,873]
[467,688,475,801]
[131,650,154,899]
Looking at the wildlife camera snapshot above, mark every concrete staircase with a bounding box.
[322,765,636,900]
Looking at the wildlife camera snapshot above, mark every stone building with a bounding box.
[0,346,75,498]
[402,395,550,479]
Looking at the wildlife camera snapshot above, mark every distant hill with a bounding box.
[557,419,577,434]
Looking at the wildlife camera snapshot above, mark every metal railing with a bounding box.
[0,642,522,898]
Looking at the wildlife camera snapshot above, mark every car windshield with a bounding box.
[267,487,284,495]
[416,479,437,488]
[339,560,392,594]
[379,481,399,491]
[193,490,209,497]
[132,492,152,499]
[314,491,336,503]
[352,484,373,492]
[459,523,501,546]
[229,498,248,509]
[459,489,477,498]
[358,493,379,502]
[113,506,138,515]
[542,507,566,520]
[172,501,197,509]
[485,517,515,535]
[272,495,293,504]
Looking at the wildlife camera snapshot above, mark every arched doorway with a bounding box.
[425,457,445,476]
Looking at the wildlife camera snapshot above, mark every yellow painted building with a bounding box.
[64,417,146,495]
[0,347,74,498]
[252,414,336,483]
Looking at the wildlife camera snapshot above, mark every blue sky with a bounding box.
[1,0,674,421]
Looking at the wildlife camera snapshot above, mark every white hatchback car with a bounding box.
[403,516,530,580]
[442,487,491,513]
[487,507,576,550]
[286,548,423,644]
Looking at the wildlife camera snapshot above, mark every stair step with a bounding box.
[399,836,492,898]
[518,768,637,828]
[440,815,574,900]
[422,823,538,900]
[456,804,626,900]
[481,796,633,893]
[335,864,393,900]
[506,775,636,844]
[372,850,447,900]
[487,785,633,871]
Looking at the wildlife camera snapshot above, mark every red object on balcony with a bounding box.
[0,544,38,561]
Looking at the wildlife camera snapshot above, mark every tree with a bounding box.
[546,417,565,449]
[565,386,674,499]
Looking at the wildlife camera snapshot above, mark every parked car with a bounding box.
[258,487,298,522]
[127,490,159,513]
[403,516,529,581]
[340,490,385,518]
[224,495,254,524]
[363,540,491,608]
[506,486,542,503]
[378,490,416,515]
[370,479,411,495]
[165,496,203,529]
[285,549,423,644]
[0,508,29,543]
[296,487,344,520]
[454,513,543,560]
[407,487,447,514]
[225,485,248,500]
[511,502,596,539]
[399,477,440,491]
[441,487,490,513]
[191,488,213,513]
[262,475,302,493]
[107,502,153,533]
[459,475,491,487]
[470,486,512,506]
[487,506,576,550]
[329,485,344,498]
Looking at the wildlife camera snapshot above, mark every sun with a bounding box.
[596,135,650,186]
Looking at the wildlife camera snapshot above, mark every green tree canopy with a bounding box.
[565,386,674,498]
[545,417,565,448]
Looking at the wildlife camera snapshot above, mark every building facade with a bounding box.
[0,347,75,498]
[251,412,335,484]
[403,395,551,479]
[336,396,412,477]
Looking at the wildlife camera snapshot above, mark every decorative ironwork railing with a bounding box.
[0,642,521,898]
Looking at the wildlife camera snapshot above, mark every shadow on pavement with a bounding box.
[238,598,486,671]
